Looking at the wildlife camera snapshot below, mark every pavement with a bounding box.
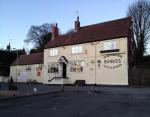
[1,86,150,117]
[0,83,62,100]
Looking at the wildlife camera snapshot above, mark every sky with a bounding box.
[0,0,137,51]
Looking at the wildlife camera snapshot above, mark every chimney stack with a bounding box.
[75,16,80,32]
[51,23,58,40]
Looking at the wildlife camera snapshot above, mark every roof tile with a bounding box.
[11,53,43,66]
[45,17,131,48]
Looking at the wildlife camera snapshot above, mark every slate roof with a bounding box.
[45,17,131,49]
[11,53,43,66]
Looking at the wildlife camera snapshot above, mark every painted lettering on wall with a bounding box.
[102,54,123,69]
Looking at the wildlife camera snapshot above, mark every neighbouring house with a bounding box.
[44,17,134,85]
[10,53,44,83]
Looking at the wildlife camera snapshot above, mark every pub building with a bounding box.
[10,17,134,85]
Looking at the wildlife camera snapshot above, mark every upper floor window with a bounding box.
[103,41,116,50]
[50,48,59,56]
[72,45,83,54]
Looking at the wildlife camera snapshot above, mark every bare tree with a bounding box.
[24,23,52,52]
[127,0,150,64]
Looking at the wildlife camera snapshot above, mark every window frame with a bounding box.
[103,40,117,50]
[70,60,84,73]
[71,45,83,54]
[47,63,59,74]
[49,48,59,56]
[26,66,31,71]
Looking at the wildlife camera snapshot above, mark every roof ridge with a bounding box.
[81,17,131,29]
[19,52,43,57]
[51,17,131,39]
[11,52,44,66]
[58,17,131,37]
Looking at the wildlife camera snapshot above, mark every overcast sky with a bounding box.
[0,0,136,50]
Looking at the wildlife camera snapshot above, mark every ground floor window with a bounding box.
[70,60,84,72]
[26,66,31,71]
[47,63,59,73]
[36,64,43,70]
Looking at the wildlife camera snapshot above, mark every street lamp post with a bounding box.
[13,48,18,82]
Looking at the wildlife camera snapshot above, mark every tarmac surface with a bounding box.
[0,83,61,100]
[0,84,150,117]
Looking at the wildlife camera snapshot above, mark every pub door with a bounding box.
[62,62,67,78]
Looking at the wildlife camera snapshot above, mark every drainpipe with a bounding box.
[91,42,99,92]
[13,48,18,82]
[94,43,96,86]
[94,42,99,85]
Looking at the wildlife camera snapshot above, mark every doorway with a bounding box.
[62,62,67,78]
[58,56,68,78]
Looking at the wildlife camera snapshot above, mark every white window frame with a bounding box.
[70,60,84,72]
[47,63,59,74]
[49,48,59,56]
[72,45,83,54]
[103,41,116,50]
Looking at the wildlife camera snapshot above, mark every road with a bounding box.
[0,88,150,117]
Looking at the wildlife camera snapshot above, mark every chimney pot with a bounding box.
[77,16,79,21]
